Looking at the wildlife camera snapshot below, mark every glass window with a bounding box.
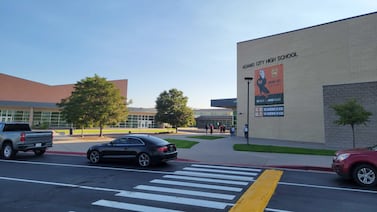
[126,138,143,145]
[50,112,60,127]
[113,137,127,144]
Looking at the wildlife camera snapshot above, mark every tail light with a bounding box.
[20,132,26,142]
[157,146,168,153]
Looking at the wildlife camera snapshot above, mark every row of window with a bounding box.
[0,109,235,129]
[1,109,30,123]
[0,109,158,129]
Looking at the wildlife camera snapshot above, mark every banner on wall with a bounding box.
[255,106,284,117]
[254,64,284,105]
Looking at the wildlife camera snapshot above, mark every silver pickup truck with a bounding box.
[0,122,53,159]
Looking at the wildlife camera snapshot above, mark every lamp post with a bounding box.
[244,77,253,145]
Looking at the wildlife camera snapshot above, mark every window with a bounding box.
[113,138,128,144]
[126,138,143,145]
[3,124,31,131]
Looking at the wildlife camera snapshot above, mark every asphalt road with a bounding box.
[1,153,377,212]
[267,169,377,212]
[1,153,258,211]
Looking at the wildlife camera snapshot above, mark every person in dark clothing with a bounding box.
[230,126,235,136]
[257,69,270,96]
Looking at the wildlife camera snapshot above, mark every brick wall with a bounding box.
[0,73,127,103]
[323,81,377,148]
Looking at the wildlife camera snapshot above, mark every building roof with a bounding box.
[211,98,237,109]
[0,100,58,109]
[0,73,128,104]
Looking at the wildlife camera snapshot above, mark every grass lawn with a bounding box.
[165,139,199,148]
[187,135,224,140]
[233,144,336,156]
[54,128,175,135]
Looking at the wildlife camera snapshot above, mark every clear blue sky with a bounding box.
[1,1,376,108]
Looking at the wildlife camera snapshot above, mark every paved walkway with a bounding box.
[50,132,335,171]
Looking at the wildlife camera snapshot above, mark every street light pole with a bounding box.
[244,77,253,145]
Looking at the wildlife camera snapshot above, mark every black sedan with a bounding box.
[86,134,178,167]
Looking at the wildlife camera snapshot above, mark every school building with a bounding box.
[236,12,377,148]
[0,73,232,129]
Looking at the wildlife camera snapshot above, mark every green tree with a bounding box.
[332,99,373,148]
[57,75,128,137]
[57,95,94,137]
[155,88,195,133]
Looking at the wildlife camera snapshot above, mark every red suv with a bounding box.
[332,144,377,187]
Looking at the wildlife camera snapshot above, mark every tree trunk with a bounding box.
[99,125,103,137]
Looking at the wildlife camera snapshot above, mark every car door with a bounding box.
[102,137,130,158]
[124,137,145,159]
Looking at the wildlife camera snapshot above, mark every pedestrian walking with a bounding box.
[230,126,235,136]
[244,124,248,139]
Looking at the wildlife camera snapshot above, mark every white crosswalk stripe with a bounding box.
[162,174,249,185]
[134,185,236,200]
[92,164,263,211]
[115,191,233,209]
[150,179,243,192]
[183,167,259,176]
[92,199,184,212]
[173,170,254,181]
[191,164,262,172]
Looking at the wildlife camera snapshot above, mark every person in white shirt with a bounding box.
[243,124,249,138]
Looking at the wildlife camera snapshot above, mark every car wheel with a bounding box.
[352,164,377,187]
[88,150,101,164]
[1,142,14,160]
[138,153,151,167]
[34,149,46,156]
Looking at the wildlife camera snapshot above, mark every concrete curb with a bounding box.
[268,165,333,172]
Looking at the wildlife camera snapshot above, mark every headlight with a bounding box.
[336,153,350,161]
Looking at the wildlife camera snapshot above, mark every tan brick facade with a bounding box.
[237,12,377,144]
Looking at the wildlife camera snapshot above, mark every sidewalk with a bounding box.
[50,133,335,171]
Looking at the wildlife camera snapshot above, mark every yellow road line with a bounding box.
[229,169,283,212]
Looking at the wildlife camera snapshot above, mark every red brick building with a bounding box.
[0,73,127,128]
[1,73,233,130]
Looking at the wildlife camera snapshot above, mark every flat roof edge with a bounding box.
[237,11,377,45]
